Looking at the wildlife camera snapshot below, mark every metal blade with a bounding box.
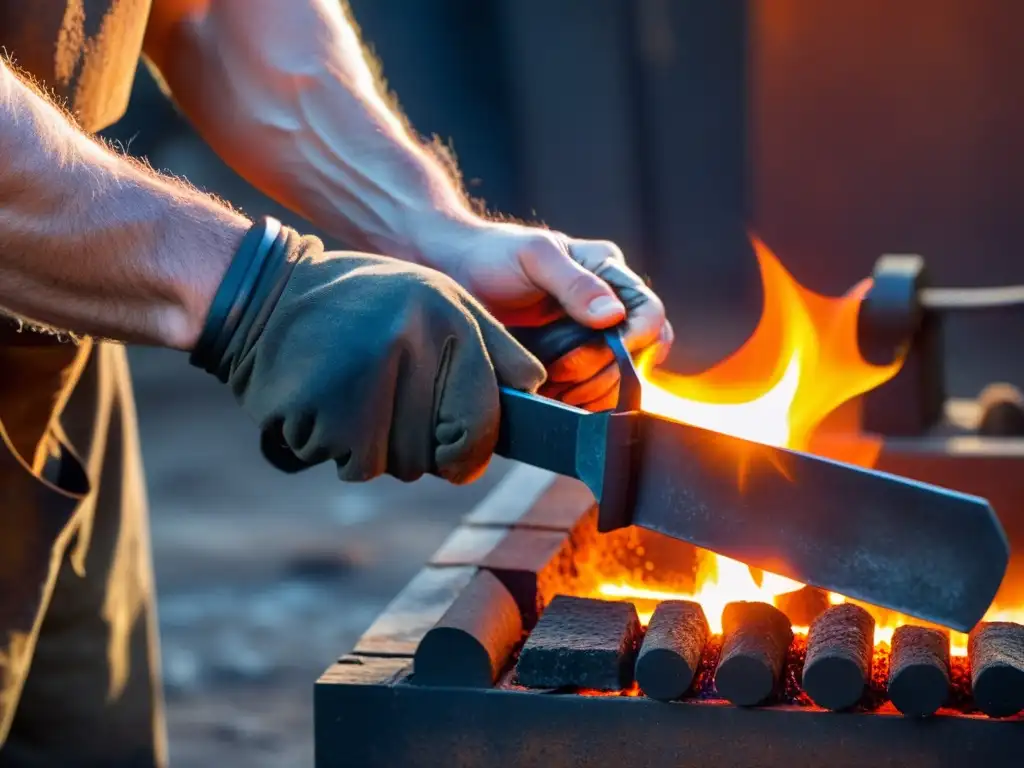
[631,414,1009,632]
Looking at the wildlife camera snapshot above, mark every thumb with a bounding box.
[519,235,626,328]
[475,313,547,392]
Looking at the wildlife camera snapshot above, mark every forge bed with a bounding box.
[316,441,1024,768]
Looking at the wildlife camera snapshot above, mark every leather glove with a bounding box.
[190,218,545,484]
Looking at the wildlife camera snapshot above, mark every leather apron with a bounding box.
[0,2,165,764]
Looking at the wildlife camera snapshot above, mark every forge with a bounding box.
[315,1,1024,762]
[315,241,1024,767]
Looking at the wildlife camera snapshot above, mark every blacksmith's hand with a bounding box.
[419,217,672,411]
[190,221,545,485]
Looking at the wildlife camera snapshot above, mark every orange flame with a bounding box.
[590,237,991,654]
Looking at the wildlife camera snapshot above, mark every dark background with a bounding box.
[101,1,1024,764]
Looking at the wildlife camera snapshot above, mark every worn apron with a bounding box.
[0,2,165,766]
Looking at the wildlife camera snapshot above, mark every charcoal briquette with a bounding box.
[515,595,642,691]
[635,600,709,701]
[969,621,1024,718]
[887,625,950,717]
[802,603,874,711]
[715,601,792,707]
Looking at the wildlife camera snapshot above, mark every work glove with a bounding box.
[190,218,546,484]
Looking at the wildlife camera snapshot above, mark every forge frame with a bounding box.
[316,663,1020,768]
[316,441,1024,768]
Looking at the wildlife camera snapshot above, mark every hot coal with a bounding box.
[968,622,1024,718]
[887,625,950,716]
[414,570,523,688]
[802,603,875,711]
[635,600,709,701]
[515,595,642,691]
[715,601,792,707]
[775,586,830,627]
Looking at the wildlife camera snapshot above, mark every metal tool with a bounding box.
[500,320,1010,633]
[858,253,1024,437]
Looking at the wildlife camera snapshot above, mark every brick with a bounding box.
[429,526,508,567]
[465,469,594,532]
[481,527,575,628]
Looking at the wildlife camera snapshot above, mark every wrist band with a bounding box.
[190,216,281,373]
[209,225,297,383]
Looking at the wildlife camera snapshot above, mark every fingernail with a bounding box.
[587,296,624,321]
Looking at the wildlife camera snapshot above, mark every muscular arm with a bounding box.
[143,0,475,263]
[0,59,249,349]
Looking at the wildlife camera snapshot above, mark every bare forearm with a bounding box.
[0,60,249,349]
[145,0,473,262]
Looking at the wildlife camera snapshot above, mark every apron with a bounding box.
[0,1,165,763]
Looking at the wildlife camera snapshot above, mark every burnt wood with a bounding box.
[316,668,1024,768]
[515,595,642,691]
[969,622,1024,718]
[413,570,523,689]
[801,603,875,711]
[775,586,830,627]
[635,600,709,701]
[353,566,477,657]
[888,625,950,717]
[715,601,792,707]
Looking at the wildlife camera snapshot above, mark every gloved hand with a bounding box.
[190,219,545,484]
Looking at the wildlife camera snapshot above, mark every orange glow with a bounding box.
[637,237,899,456]
[588,237,1020,654]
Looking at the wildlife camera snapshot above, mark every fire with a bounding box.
[588,237,999,655]
[637,237,900,456]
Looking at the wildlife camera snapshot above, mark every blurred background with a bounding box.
[99,1,1024,764]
